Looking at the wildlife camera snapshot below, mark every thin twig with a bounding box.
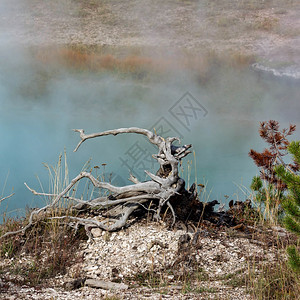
[0,193,14,204]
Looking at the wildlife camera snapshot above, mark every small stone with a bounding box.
[64,278,86,290]
[85,265,98,272]
[137,244,147,253]
[110,233,117,241]
[91,228,102,238]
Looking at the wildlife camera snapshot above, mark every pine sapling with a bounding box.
[275,141,300,273]
[249,121,299,221]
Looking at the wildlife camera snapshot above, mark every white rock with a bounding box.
[85,265,99,272]
[110,233,116,241]
[137,244,147,253]
[91,228,102,238]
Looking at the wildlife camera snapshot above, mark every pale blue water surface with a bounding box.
[0,46,299,217]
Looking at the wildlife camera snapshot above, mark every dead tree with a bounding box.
[1,127,254,240]
[69,127,193,230]
[1,127,195,238]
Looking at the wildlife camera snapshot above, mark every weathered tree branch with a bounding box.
[1,127,193,238]
[0,193,14,205]
[73,127,159,152]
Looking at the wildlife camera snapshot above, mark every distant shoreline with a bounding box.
[1,0,299,72]
[252,63,300,81]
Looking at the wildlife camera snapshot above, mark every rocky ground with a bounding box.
[0,219,292,299]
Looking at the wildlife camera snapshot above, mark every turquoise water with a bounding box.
[1,47,299,217]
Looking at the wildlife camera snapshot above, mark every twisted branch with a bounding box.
[1,127,192,238]
[0,193,14,205]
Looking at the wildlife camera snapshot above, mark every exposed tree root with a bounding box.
[1,127,255,240]
[1,127,194,238]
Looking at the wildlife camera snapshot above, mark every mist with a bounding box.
[0,0,299,217]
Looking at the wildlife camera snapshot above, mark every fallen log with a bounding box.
[85,279,128,290]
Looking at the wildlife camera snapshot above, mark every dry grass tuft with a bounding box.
[33,45,256,83]
[96,54,117,70]
[247,250,300,299]
[0,152,87,286]
[254,15,279,31]
[0,208,87,286]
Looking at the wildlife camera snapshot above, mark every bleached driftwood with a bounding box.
[0,193,14,205]
[1,127,193,238]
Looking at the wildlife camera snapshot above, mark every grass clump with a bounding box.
[0,151,88,287]
[247,259,300,299]
[0,205,87,286]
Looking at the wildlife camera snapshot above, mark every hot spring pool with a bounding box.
[0,46,299,217]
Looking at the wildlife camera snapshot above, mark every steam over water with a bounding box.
[0,45,299,217]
